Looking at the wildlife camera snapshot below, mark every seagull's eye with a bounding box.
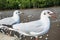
[44,13,46,15]
[18,12,20,13]
[48,12,50,14]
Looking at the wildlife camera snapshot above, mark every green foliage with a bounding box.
[20,0,32,9]
[0,0,60,9]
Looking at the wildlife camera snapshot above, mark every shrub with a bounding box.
[0,0,60,9]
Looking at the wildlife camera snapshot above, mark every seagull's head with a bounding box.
[41,10,56,19]
[13,10,22,15]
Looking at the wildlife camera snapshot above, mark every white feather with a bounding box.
[0,10,21,25]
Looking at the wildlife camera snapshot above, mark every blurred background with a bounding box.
[0,0,60,10]
[0,0,60,40]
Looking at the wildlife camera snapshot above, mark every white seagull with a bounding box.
[0,10,22,26]
[9,10,56,40]
[0,10,22,33]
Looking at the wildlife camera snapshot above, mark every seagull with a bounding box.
[0,10,22,33]
[6,10,56,40]
[0,10,22,26]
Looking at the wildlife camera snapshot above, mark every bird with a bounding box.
[0,10,22,27]
[0,10,22,33]
[5,10,56,40]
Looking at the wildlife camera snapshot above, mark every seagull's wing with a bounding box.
[0,17,16,25]
[13,20,44,34]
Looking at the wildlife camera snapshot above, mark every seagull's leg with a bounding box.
[35,36,38,40]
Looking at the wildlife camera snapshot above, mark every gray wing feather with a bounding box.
[0,17,16,25]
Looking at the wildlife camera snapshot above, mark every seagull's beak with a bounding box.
[20,11,23,14]
[19,12,24,15]
[49,13,57,19]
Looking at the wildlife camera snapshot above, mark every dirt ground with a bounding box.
[0,7,60,40]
